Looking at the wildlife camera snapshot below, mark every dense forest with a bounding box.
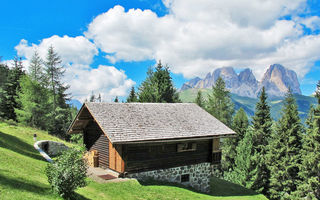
[1,52,319,199]
[194,78,320,200]
[0,47,77,139]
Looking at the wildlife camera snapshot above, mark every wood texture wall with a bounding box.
[123,139,212,173]
[84,121,109,169]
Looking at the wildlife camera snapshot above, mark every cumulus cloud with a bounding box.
[85,0,320,80]
[65,64,135,102]
[14,35,134,102]
[15,35,98,65]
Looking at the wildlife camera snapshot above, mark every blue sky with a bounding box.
[1,0,320,101]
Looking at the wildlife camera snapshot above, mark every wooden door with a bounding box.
[109,142,124,173]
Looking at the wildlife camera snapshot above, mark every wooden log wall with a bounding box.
[84,121,109,169]
[123,139,212,173]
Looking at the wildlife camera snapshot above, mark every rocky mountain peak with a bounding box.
[260,64,301,97]
[239,68,256,84]
[180,64,301,98]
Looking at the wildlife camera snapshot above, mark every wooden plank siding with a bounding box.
[109,142,125,173]
[84,121,109,169]
[123,139,212,173]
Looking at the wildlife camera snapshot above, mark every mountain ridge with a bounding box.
[181,64,301,98]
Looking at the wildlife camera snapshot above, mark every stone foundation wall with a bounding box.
[126,162,212,193]
[38,140,68,156]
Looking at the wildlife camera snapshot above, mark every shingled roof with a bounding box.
[68,103,236,143]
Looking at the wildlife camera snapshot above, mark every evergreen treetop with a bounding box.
[206,77,234,127]
[127,86,138,102]
[268,88,303,199]
[194,90,205,108]
[232,107,249,142]
[29,51,45,84]
[138,61,180,103]
[250,87,272,195]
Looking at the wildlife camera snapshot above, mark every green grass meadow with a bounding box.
[0,121,267,200]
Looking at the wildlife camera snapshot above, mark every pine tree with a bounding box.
[97,93,102,102]
[138,61,180,103]
[223,108,249,174]
[29,51,45,83]
[127,86,138,102]
[268,89,303,199]
[44,46,71,138]
[228,127,258,189]
[194,90,205,108]
[15,75,50,130]
[0,57,25,120]
[232,107,249,141]
[206,77,234,127]
[0,63,9,118]
[114,96,119,103]
[295,81,320,199]
[251,87,272,194]
[89,92,95,102]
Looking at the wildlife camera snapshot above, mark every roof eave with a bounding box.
[112,132,236,144]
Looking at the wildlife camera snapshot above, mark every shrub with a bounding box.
[45,147,88,199]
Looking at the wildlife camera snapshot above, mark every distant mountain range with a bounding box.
[181,64,301,98]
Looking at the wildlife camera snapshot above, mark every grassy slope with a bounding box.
[0,122,267,200]
[179,88,317,122]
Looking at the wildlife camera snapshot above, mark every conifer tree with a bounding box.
[268,89,303,199]
[44,46,71,138]
[222,108,249,173]
[232,107,249,141]
[0,63,9,118]
[114,96,119,102]
[45,46,64,111]
[89,92,95,102]
[295,81,320,199]
[127,86,138,102]
[206,77,234,127]
[251,87,272,194]
[97,93,102,102]
[29,51,45,83]
[194,90,205,108]
[138,61,180,103]
[0,57,25,120]
[15,75,50,130]
[229,127,257,189]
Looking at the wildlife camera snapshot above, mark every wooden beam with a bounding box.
[77,117,93,121]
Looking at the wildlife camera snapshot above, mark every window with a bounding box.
[212,152,222,164]
[177,142,197,152]
[181,174,190,182]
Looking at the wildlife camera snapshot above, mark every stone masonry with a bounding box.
[38,140,68,157]
[126,162,212,193]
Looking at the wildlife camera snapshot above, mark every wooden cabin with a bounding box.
[68,102,235,173]
[68,103,235,192]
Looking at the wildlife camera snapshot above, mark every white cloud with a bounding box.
[14,35,134,101]
[1,59,30,72]
[85,0,320,80]
[15,35,98,65]
[65,64,135,102]
[296,16,320,31]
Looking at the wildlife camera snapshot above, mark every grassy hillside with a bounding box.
[179,88,317,122]
[0,121,267,200]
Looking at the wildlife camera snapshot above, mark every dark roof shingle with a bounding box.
[82,103,235,143]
